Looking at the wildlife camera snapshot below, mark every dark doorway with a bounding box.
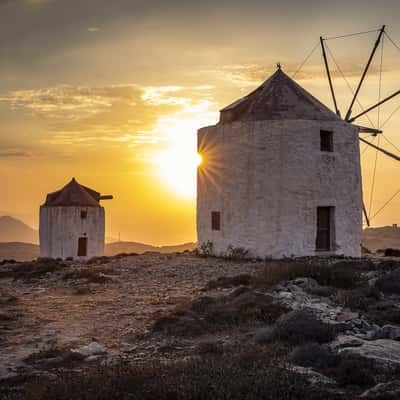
[78,237,87,256]
[211,211,221,231]
[316,207,333,251]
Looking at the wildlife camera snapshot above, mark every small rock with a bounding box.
[382,325,400,340]
[72,341,106,357]
[336,311,359,322]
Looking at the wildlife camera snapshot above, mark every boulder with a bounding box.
[340,339,400,371]
[360,381,400,398]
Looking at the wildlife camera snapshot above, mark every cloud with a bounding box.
[0,85,142,119]
[0,83,217,148]
[215,63,395,89]
[0,149,31,158]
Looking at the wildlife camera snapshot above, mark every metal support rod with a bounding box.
[320,36,340,116]
[345,25,386,121]
[349,89,400,123]
[363,201,370,227]
[359,137,400,161]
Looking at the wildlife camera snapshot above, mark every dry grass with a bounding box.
[19,347,349,400]
[254,260,365,290]
[62,267,114,284]
[204,274,252,290]
[0,259,67,281]
[269,309,337,345]
[152,288,289,337]
[375,270,400,295]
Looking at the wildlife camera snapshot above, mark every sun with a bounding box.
[152,114,213,198]
[155,147,202,197]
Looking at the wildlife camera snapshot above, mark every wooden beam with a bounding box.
[359,137,400,161]
[320,37,340,116]
[345,25,386,121]
[349,89,400,123]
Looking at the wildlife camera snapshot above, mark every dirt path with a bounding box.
[0,253,260,378]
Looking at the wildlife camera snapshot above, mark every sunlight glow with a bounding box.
[152,112,215,198]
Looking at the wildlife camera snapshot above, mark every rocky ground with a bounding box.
[1,252,400,399]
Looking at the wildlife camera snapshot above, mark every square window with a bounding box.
[80,210,87,219]
[211,211,221,231]
[320,130,333,152]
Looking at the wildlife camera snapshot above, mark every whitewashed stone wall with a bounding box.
[197,120,362,258]
[39,206,105,260]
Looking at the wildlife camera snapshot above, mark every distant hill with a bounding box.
[105,241,196,256]
[0,240,196,262]
[0,216,38,244]
[362,226,400,252]
[0,242,40,261]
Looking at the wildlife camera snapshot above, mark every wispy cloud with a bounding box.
[212,63,396,90]
[0,83,217,148]
[0,149,31,158]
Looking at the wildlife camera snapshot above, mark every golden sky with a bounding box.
[1,0,400,244]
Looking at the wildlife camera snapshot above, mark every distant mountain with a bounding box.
[0,240,196,262]
[362,226,400,252]
[0,216,38,244]
[0,242,39,262]
[104,241,196,256]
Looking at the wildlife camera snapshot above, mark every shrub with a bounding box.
[63,267,113,284]
[335,286,381,311]
[271,309,336,345]
[331,353,377,388]
[196,340,224,355]
[198,241,214,257]
[375,270,400,295]
[366,300,400,325]
[383,248,400,257]
[254,261,364,290]
[1,259,67,281]
[254,326,275,345]
[204,274,252,290]
[152,290,289,337]
[224,245,249,260]
[290,342,338,369]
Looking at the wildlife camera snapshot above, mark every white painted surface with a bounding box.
[39,206,105,260]
[197,120,362,258]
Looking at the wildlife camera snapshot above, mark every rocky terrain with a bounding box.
[1,252,400,399]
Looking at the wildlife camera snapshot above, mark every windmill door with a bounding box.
[78,237,88,256]
[316,207,332,251]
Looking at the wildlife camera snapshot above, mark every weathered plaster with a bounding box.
[197,119,362,258]
[39,206,105,260]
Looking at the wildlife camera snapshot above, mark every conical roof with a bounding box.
[220,68,340,123]
[43,178,101,207]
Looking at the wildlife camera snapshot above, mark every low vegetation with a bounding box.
[0,258,67,281]
[254,260,366,290]
[267,309,336,345]
[62,267,114,284]
[152,288,289,336]
[375,270,400,295]
[19,349,348,400]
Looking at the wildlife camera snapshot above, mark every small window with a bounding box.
[80,210,87,219]
[320,130,333,152]
[211,211,221,231]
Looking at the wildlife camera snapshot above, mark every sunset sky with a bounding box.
[1,0,400,245]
